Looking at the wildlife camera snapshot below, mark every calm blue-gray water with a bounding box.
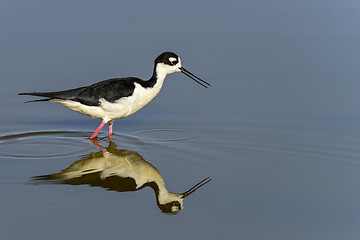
[1,1,360,239]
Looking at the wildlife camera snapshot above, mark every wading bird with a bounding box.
[20,52,210,139]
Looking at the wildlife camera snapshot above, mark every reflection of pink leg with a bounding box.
[90,120,106,139]
[108,121,114,141]
[90,138,106,154]
[109,121,113,135]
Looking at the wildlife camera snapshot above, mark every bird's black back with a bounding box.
[73,78,137,106]
[20,77,143,106]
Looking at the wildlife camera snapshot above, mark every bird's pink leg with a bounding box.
[109,121,113,136]
[90,120,106,139]
[108,121,114,141]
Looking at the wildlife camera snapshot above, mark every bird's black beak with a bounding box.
[181,177,212,199]
[179,67,211,88]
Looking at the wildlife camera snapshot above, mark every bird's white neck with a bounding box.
[153,64,168,89]
[152,59,182,87]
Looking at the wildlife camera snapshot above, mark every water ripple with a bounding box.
[0,131,93,160]
[131,128,197,142]
[0,129,198,161]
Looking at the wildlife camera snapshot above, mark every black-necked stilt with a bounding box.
[33,140,212,213]
[19,52,210,139]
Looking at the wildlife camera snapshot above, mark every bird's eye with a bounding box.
[168,57,178,65]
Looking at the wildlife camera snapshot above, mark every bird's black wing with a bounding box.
[19,78,138,106]
[74,78,138,106]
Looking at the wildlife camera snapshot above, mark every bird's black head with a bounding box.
[154,51,211,88]
[155,52,180,66]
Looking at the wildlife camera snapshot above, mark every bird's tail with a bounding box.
[18,92,53,103]
[19,92,55,97]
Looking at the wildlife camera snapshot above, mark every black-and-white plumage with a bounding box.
[19,52,210,138]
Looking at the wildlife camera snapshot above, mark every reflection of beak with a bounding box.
[179,67,211,88]
[181,177,212,199]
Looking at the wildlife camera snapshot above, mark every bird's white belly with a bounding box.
[52,83,163,122]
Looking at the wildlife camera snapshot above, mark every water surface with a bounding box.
[2,1,360,240]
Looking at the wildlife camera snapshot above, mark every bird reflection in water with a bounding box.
[33,139,211,214]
